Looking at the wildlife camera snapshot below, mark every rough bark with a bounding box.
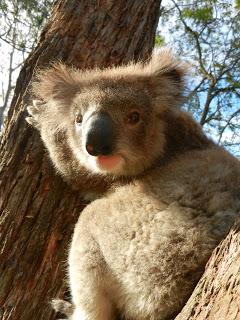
[175,219,240,320]
[0,1,161,319]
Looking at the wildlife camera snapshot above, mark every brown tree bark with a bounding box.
[175,219,240,320]
[0,1,161,319]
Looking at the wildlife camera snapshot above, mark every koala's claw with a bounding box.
[27,106,38,117]
[33,99,44,108]
[26,100,45,129]
[25,116,39,128]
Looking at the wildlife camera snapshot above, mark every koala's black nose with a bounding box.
[85,113,115,156]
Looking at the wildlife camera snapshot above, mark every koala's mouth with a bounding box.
[95,154,124,172]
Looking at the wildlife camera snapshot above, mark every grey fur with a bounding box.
[27,50,240,320]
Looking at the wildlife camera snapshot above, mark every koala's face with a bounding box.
[67,83,165,176]
[33,50,186,177]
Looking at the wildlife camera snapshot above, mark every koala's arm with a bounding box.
[26,100,109,195]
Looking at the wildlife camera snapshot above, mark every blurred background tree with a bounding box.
[0,0,52,128]
[157,0,240,155]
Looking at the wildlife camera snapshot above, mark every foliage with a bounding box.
[0,0,52,51]
[159,0,240,155]
[182,7,213,22]
[155,31,165,47]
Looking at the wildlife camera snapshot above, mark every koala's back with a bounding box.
[74,145,240,319]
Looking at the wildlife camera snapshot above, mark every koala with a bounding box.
[27,50,240,320]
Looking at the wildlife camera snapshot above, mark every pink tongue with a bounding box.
[96,155,121,169]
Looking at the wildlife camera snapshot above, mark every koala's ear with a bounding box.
[32,63,80,103]
[144,49,189,108]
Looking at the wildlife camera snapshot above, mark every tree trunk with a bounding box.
[175,219,240,320]
[0,1,161,319]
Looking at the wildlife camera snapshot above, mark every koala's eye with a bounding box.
[126,111,141,125]
[75,114,83,124]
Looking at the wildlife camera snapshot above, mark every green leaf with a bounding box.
[236,0,240,9]
[155,33,165,47]
[182,7,213,23]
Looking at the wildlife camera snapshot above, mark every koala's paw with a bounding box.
[52,299,74,318]
[26,99,45,129]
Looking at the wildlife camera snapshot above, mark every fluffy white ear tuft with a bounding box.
[32,63,80,103]
[144,49,190,108]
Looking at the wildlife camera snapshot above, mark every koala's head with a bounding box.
[33,50,187,177]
